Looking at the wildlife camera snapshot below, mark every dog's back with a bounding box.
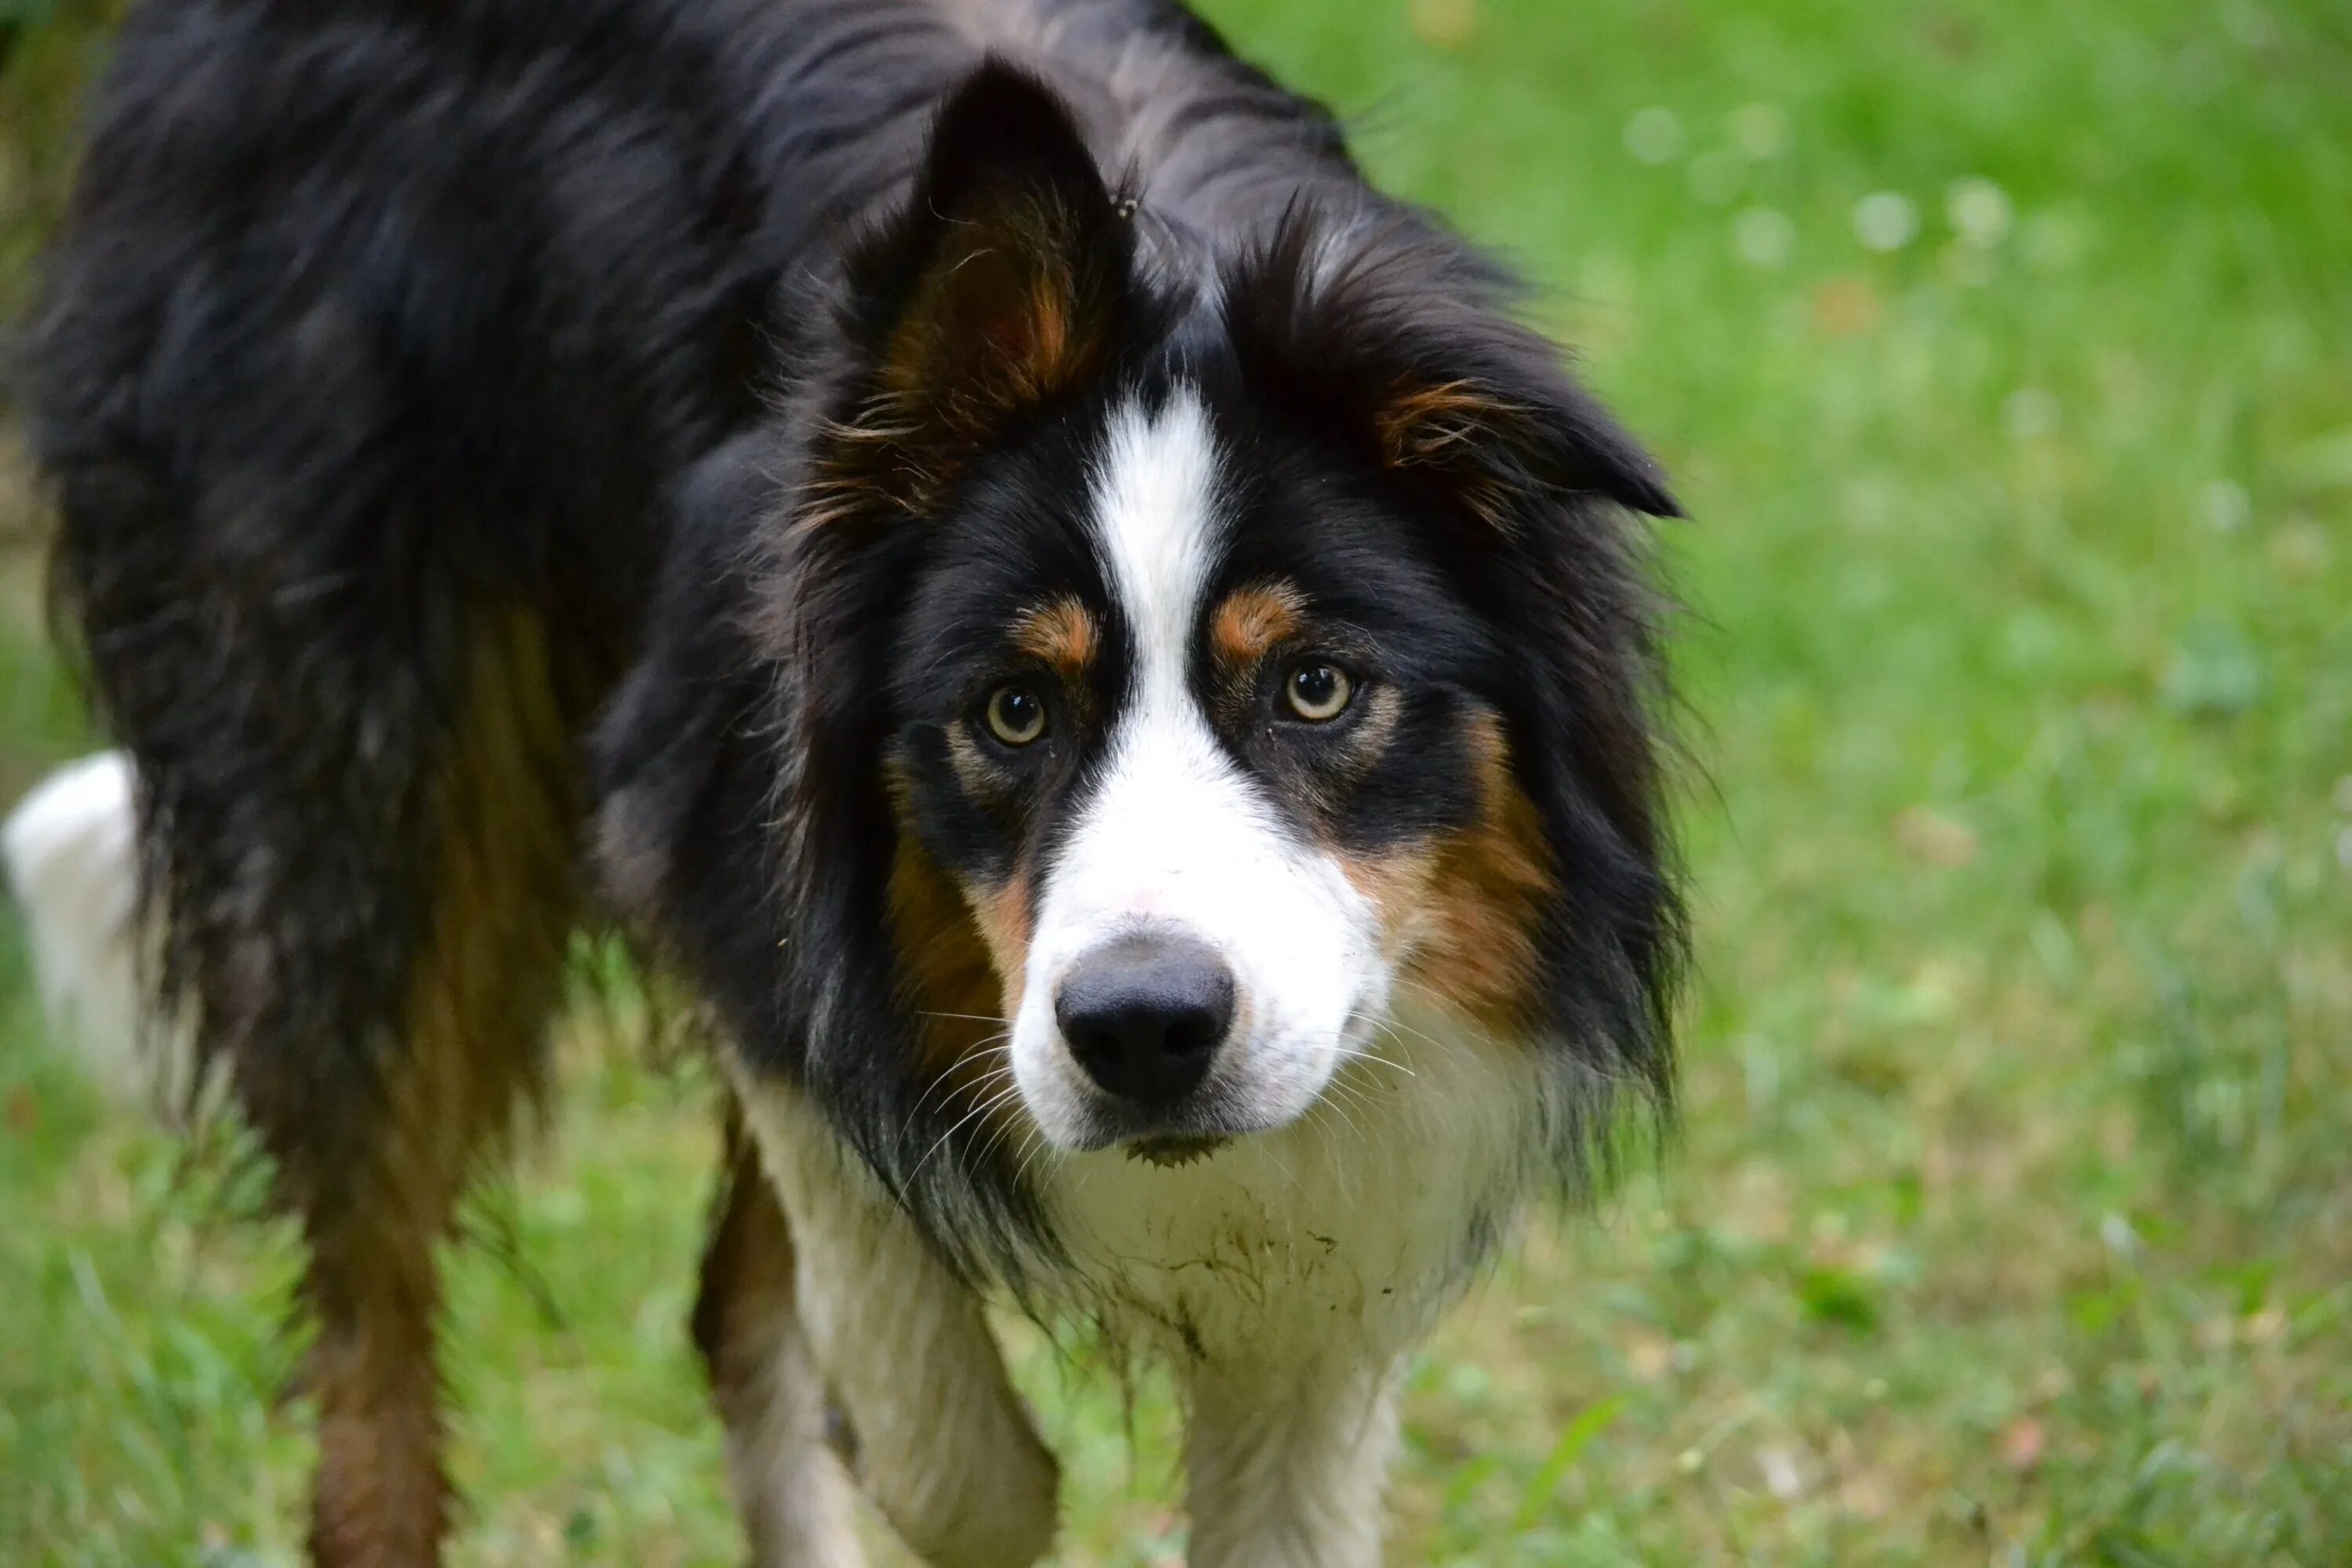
[27,0,804,1125]
[22,2,830,1555]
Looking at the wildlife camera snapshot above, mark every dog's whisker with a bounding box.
[974,1091,1036,1160]
[904,1038,1015,1123]
[906,1059,1028,1184]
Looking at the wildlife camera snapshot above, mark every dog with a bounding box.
[9,0,1683,1563]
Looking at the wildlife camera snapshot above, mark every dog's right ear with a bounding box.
[838,62,1134,466]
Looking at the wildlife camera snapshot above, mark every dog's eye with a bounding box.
[983,683,1048,746]
[1283,661,1353,722]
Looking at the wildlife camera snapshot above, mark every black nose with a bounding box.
[1054,935,1236,1108]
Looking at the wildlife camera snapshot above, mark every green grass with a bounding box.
[5,0,2350,1562]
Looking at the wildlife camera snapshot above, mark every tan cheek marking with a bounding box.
[887,837,1004,1061]
[1210,582,1306,673]
[967,876,1032,1005]
[1344,712,1555,1037]
[884,826,1034,1148]
[1338,840,1443,964]
[1417,713,1555,1036]
[1011,595,1099,683]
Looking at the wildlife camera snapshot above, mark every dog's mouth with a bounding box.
[1063,1077,1274,1157]
[1123,1132,1231,1168]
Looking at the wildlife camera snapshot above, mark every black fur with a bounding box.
[31,0,1682,1354]
[586,20,1684,1279]
[27,0,815,1178]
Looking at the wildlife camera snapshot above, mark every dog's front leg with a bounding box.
[1183,1353,1401,1568]
[732,1076,1060,1568]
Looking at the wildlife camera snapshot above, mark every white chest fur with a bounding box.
[731,1000,1557,1566]
[1033,999,1553,1368]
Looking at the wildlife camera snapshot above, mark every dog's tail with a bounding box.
[2,750,205,1116]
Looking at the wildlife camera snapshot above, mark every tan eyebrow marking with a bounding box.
[1210,580,1307,670]
[1011,594,1099,679]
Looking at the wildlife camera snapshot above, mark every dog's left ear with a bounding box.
[1368,365,1682,523]
[1224,219,1681,522]
[843,61,1135,455]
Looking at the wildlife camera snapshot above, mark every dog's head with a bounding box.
[605,64,1682,1250]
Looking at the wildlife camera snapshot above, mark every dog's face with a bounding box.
[749,67,1680,1214]
[891,380,1541,1154]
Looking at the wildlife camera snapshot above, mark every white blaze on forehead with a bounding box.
[1007,386,1388,1148]
[1091,387,1222,691]
[1069,386,1262,916]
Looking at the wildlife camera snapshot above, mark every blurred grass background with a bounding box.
[3,0,2350,1563]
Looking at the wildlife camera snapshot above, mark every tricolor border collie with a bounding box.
[6,0,1683,1562]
